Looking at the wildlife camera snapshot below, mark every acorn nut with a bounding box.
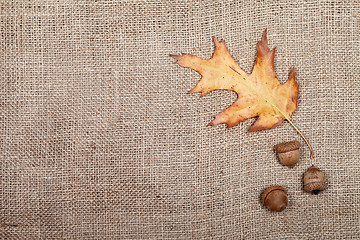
[304,166,326,194]
[261,186,288,212]
[275,140,300,168]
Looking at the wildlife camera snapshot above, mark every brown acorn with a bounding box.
[261,186,288,212]
[303,166,326,194]
[275,140,300,168]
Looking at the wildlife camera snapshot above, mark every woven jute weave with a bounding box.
[1,1,359,239]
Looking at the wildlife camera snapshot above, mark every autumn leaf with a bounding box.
[171,29,298,131]
[172,29,313,159]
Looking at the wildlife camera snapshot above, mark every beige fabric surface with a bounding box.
[1,1,359,239]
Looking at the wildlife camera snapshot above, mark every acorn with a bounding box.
[275,140,300,168]
[303,166,326,194]
[261,186,288,212]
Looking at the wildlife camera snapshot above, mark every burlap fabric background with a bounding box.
[1,1,359,239]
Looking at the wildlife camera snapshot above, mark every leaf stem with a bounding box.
[278,113,314,160]
[229,66,314,160]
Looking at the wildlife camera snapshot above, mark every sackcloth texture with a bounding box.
[1,1,359,239]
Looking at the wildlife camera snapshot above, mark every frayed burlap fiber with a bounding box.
[1,1,359,239]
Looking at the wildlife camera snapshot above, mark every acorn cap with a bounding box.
[275,140,300,153]
[261,186,286,206]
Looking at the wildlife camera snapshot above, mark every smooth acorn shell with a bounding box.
[275,141,300,168]
[261,186,288,212]
[304,166,326,194]
[277,149,300,168]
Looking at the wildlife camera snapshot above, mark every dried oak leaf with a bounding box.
[171,30,299,131]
